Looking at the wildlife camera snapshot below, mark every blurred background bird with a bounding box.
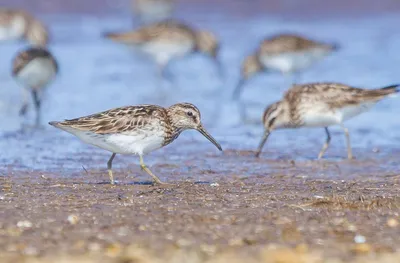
[131,0,175,25]
[12,47,58,126]
[103,19,222,82]
[233,34,339,99]
[0,8,49,46]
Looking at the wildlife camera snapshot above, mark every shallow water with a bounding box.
[2,4,400,261]
[1,8,400,175]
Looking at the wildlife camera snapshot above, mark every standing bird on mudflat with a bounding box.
[132,0,175,25]
[12,47,58,126]
[233,34,338,99]
[256,82,399,159]
[103,20,221,80]
[49,103,222,185]
[0,8,49,46]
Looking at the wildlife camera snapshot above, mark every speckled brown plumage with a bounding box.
[257,82,399,159]
[103,19,219,66]
[50,103,217,148]
[49,102,222,185]
[285,83,398,117]
[259,34,337,55]
[106,20,195,44]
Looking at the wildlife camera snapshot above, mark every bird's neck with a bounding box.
[163,111,184,146]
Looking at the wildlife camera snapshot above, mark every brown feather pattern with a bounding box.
[259,34,335,55]
[105,20,196,45]
[282,82,398,127]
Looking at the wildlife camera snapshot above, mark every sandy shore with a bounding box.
[1,149,400,262]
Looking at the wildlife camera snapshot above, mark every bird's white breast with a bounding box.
[140,40,195,66]
[260,48,331,74]
[60,126,165,155]
[0,15,26,41]
[16,58,57,90]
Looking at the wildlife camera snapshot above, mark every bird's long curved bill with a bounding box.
[232,78,246,100]
[197,126,222,151]
[255,131,270,157]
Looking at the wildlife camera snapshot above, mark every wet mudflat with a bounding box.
[2,0,400,262]
[1,147,400,263]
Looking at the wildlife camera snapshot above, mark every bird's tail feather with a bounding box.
[378,84,399,98]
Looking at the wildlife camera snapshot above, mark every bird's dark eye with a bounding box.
[187,111,193,117]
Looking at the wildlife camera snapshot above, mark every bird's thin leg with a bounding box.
[139,155,166,184]
[318,127,331,159]
[107,153,116,185]
[341,124,353,159]
[238,100,248,122]
[32,90,41,127]
[19,88,30,116]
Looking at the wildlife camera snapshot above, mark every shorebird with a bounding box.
[0,8,48,46]
[255,82,399,159]
[132,0,174,24]
[49,103,222,185]
[12,47,58,126]
[103,20,221,80]
[233,34,338,99]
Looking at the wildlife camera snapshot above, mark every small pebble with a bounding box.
[354,234,366,244]
[387,218,399,228]
[17,220,32,229]
[210,182,219,187]
[67,215,79,225]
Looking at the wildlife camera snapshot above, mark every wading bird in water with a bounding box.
[233,34,338,99]
[49,103,222,185]
[12,47,58,126]
[256,82,399,159]
[104,20,222,81]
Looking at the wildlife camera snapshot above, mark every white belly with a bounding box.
[16,58,57,90]
[62,127,165,155]
[260,48,331,74]
[0,16,26,41]
[301,102,376,127]
[140,41,194,66]
[335,102,376,122]
[301,110,340,127]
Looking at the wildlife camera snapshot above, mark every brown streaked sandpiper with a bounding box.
[255,82,399,159]
[0,8,49,46]
[103,20,222,80]
[49,103,222,185]
[233,34,338,99]
[132,0,174,24]
[12,47,58,126]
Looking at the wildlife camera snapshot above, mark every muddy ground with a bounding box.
[1,148,400,263]
[1,0,400,262]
